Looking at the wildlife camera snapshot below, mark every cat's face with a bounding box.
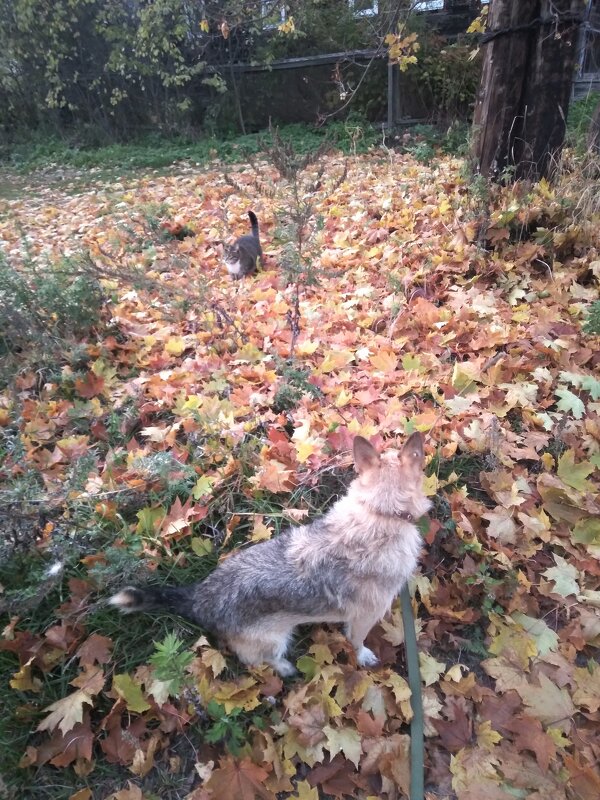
[223,243,239,262]
[223,244,243,277]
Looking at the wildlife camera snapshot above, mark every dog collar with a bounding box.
[370,508,414,523]
[356,500,415,523]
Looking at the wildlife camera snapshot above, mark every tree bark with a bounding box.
[472,0,586,181]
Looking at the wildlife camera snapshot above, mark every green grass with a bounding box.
[0,119,379,174]
[0,547,215,799]
[566,92,600,152]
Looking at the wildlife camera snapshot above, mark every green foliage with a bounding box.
[204,700,267,755]
[273,360,322,413]
[0,249,104,357]
[583,301,600,335]
[566,93,600,153]
[407,140,436,164]
[255,0,366,61]
[0,0,387,143]
[149,633,194,695]
[403,22,482,122]
[133,452,198,505]
[0,0,208,136]
[401,121,470,162]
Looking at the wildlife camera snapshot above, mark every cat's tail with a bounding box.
[108,584,194,618]
[248,210,260,240]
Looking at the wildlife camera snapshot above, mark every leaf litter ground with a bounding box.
[0,146,599,800]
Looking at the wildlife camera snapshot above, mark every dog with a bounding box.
[109,433,430,676]
[223,210,262,278]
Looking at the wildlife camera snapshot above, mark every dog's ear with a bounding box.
[400,432,424,468]
[353,436,380,473]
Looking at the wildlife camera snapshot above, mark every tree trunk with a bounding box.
[472,0,586,181]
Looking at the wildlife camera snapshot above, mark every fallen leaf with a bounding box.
[542,554,581,597]
[112,673,151,714]
[206,756,273,800]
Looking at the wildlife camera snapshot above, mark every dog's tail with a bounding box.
[108,584,193,617]
[248,210,260,240]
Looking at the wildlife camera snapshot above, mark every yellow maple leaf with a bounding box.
[112,673,151,714]
[334,389,353,407]
[278,16,295,34]
[423,473,438,497]
[323,724,362,768]
[419,653,446,686]
[488,613,537,668]
[295,440,317,463]
[291,781,319,800]
[369,350,398,373]
[10,658,42,693]
[319,349,354,373]
[201,648,227,678]
[445,664,467,682]
[165,336,186,356]
[212,676,261,712]
[476,720,503,749]
[297,340,319,355]
[250,517,273,542]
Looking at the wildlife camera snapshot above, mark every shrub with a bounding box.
[583,301,600,335]
[0,250,104,356]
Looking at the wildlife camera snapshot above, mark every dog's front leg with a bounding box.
[344,616,379,668]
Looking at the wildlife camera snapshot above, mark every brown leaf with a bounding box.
[76,633,113,666]
[44,622,83,654]
[75,371,105,398]
[479,691,523,735]
[70,664,105,693]
[431,696,473,753]
[35,716,94,767]
[206,756,274,800]
[100,715,148,765]
[307,754,361,798]
[105,783,145,800]
[256,670,284,698]
[354,709,384,738]
[506,715,557,770]
[288,703,328,747]
[564,752,600,800]
[69,790,93,800]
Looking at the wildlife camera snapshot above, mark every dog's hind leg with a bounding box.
[344,614,380,668]
[228,626,296,677]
